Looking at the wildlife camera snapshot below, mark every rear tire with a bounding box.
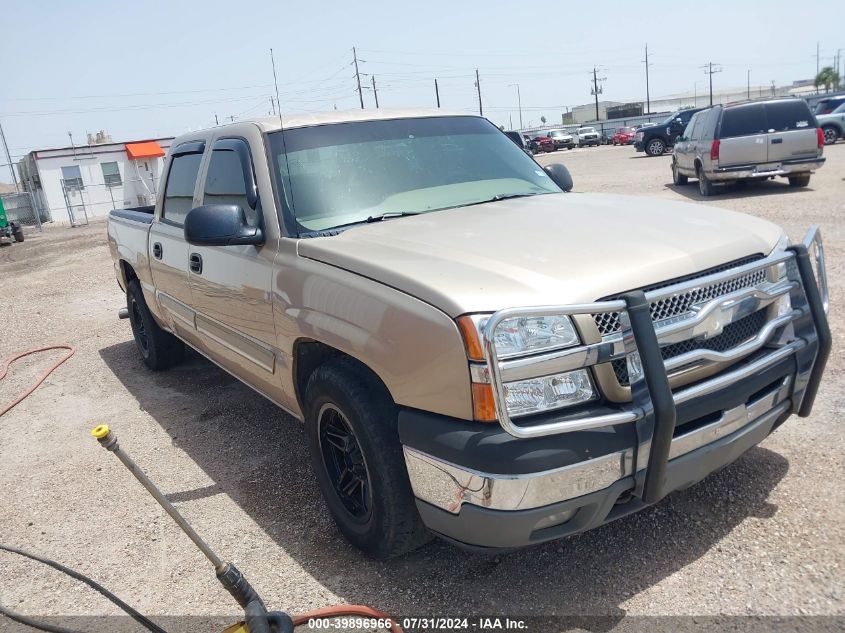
[788,174,811,187]
[127,279,184,370]
[672,161,689,185]
[697,167,715,196]
[11,224,24,242]
[304,357,431,559]
[646,138,666,157]
[822,125,838,145]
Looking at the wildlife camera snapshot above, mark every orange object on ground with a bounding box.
[0,345,76,417]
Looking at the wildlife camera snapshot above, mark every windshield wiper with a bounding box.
[461,193,539,207]
[365,211,423,223]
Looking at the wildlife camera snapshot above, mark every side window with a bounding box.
[719,105,767,139]
[162,152,203,225]
[203,139,258,226]
[684,114,700,141]
[764,101,815,132]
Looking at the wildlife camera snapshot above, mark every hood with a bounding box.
[297,193,782,318]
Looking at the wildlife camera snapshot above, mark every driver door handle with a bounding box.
[189,252,203,274]
[152,242,162,259]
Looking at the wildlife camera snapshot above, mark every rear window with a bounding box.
[764,100,814,132]
[719,104,767,138]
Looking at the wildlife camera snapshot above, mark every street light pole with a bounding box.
[509,83,523,129]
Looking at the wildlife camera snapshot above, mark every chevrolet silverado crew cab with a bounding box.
[108,109,831,558]
[672,98,826,196]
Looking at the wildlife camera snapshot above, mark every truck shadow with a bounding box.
[99,340,789,624]
[669,179,816,202]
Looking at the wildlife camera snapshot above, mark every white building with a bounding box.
[18,135,174,226]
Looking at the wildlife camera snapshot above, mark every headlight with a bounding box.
[772,230,790,279]
[636,132,643,140]
[458,314,580,360]
[504,369,595,417]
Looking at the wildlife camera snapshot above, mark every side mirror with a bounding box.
[184,204,264,247]
[544,163,573,192]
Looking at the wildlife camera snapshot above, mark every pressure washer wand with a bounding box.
[91,425,293,633]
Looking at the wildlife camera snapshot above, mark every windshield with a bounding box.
[549,130,568,137]
[577,128,595,134]
[269,116,560,233]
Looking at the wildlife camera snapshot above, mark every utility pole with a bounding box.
[816,41,820,78]
[475,69,483,116]
[643,43,651,114]
[508,84,523,129]
[590,67,605,121]
[0,121,20,192]
[371,75,379,108]
[434,78,440,108]
[747,70,751,99]
[214,113,219,126]
[353,46,364,109]
[702,62,722,106]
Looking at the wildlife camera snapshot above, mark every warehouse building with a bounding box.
[17,133,174,226]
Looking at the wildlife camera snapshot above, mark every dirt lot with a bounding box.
[1,143,844,628]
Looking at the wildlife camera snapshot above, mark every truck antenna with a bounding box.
[270,48,296,234]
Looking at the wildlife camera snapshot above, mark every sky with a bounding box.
[1,0,842,179]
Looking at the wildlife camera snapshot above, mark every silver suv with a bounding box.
[672,98,825,196]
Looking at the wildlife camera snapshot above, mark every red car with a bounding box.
[529,135,555,153]
[612,126,636,145]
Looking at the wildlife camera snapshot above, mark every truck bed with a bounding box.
[109,206,154,224]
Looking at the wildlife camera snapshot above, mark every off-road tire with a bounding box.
[11,224,24,242]
[788,174,811,187]
[672,160,689,185]
[127,279,184,370]
[697,166,715,196]
[304,357,431,559]
[645,137,666,157]
[822,125,838,145]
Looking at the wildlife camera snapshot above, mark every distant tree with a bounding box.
[814,66,840,92]
[540,116,547,125]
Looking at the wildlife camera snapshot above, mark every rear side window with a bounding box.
[204,141,258,226]
[764,100,814,132]
[719,105,767,139]
[162,153,203,225]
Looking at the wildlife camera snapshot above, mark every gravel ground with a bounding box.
[1,143,843,630]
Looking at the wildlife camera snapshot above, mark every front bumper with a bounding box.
[710,157,826,181]
[400,231,831,550]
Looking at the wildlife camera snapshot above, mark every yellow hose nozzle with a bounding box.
[91,424,111,439]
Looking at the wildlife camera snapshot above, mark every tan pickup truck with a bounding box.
[107,109,831,558]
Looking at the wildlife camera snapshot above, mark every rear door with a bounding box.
[764,100,819,163]
[148,141,205,339]
[716,103,767,167]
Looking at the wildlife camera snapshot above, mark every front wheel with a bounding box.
[788,174,811,187]
[672,161,689,185]
[822,125,838,145]
[127,279,184,370]
[304,357,431,559]
[646,138,666,156]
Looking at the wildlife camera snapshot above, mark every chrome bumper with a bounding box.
[711,157,825,181]
[404,227,831,518]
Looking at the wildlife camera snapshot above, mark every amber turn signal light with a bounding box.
[457,315,485,361]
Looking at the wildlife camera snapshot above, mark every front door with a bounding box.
[186,136,281,401]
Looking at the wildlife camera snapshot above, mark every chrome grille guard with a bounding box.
[481,227,831,503]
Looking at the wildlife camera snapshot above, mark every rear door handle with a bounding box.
[152,242,162,259]
[189,252,203,274]
[771,138,783,144]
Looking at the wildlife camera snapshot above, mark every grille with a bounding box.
[592,254,767,336]
[611,309,769,386]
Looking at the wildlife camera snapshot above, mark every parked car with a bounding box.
[528,134,555,153]
[108,108,830,558]
[817,102,845,145]
[672,98,825,196]
[504,130,530,153]
[612,126,637,145]
[636,108,706,156]
[547,129,575,150]
[813,95,845,116]
[572,126,600,147]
